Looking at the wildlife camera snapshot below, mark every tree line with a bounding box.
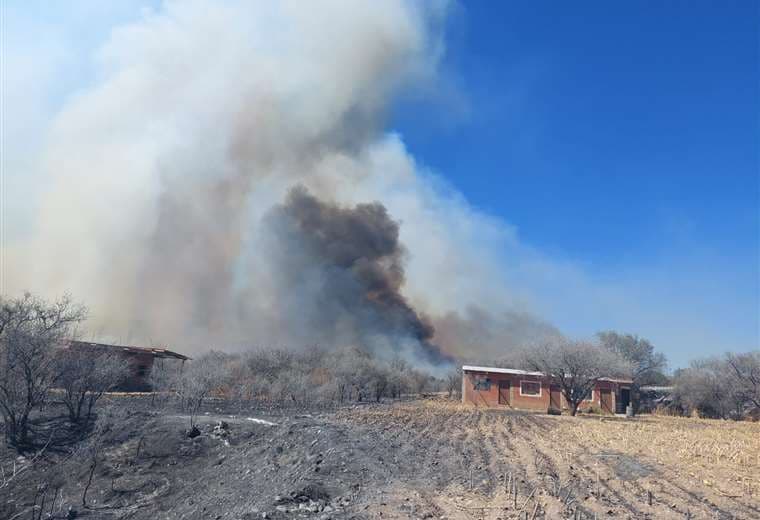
[2,292,758,454]
[502,331,758,420]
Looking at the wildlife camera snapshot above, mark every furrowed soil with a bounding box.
[3,399,759,519]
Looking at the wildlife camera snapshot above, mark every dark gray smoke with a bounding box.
[262,186,450,365]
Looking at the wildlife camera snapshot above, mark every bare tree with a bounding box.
[0,293,87,449]
[597,331,667,412]
[726,351,760,410]
[524,339,632,416]
[673,352,759,419]
[362,361,390,402]
[445,367,461,399]
[174,351,229,429]
[409,369,431,396]
[672,358,734,419]
[56,349,130,427]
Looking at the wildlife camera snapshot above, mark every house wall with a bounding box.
[462,371,549,410]
[120,352,156,391]
[462,369,621,414]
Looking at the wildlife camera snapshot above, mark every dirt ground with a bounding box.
[2,398,759,519]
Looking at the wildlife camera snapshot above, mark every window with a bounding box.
[473,377,491,391]
[136,365,149,377]
[520,380,541,397]
[582,388,594,402]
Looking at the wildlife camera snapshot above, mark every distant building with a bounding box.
[66,341,190,391]
[461,365,632,414]
[638,385,674,413]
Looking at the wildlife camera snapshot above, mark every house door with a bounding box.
[617,388,630,414]
[498,380,510,405]
[600,388,613,414]
[549,385,562,411]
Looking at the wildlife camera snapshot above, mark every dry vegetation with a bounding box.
[553,414,760,499]
[3,397,760,519]
[2,294,759,519]
[341,401,760,520]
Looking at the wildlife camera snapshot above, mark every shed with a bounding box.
[462,365,632,414]
[66,341,190,391]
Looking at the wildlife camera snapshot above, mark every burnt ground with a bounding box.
[2,398,759,520]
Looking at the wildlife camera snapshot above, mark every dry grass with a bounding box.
[378,399,760,517]
[554,414,760,498]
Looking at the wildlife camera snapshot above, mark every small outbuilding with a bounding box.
[462,365,632,414]
[66,341,190,391]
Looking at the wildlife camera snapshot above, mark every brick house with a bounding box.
[66,341,190,391]
[461,365,632,414]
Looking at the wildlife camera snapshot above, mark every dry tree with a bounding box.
[523,338,632,416]
[0,293,86,450]
[56,349,131,428]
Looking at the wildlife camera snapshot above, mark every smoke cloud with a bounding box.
[7,0,557,366]
[260,186,449,365]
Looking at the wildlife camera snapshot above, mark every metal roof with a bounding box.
[462,365,632,384]
[67,340,191,360]
[462,365,544,376]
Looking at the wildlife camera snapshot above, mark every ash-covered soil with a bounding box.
[3,399,758,520]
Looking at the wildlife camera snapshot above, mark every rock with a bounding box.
[212,421,231,440]
[294,482,330,502]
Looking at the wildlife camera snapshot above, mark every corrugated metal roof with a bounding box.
[67,340,191,360]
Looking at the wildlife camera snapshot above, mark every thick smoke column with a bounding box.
[264,186,449,364]
[7,0,559,364]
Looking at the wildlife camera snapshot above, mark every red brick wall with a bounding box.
[462,371,550,411]
[462,370,620,414]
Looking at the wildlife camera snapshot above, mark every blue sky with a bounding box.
[4,1,758,367]
[396,1,758,265]
[392,1,759,364]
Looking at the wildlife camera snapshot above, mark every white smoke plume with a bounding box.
[7,0,557,366]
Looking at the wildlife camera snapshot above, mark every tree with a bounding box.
[364,361,390,402]
[56,349,130,427]
[445,367,461,399]
[0,293,86,449]
[523,339,632,416]
[409,369,431,396]
[597,331,667,412]
[672,352,760,419]
[725,351,760,410]
[672,358,736,419]
[147,357,184,408]
[173,351,229,429]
